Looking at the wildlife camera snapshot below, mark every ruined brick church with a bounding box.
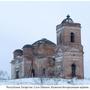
[11,15,84,79]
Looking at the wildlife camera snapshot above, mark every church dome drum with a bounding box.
[13,49,23,59]
[22,44,33,59]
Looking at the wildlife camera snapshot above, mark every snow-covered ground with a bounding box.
[0,78,90,85]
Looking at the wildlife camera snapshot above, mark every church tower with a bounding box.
[56,15,84,79]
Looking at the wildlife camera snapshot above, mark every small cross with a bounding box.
[67,14,70,18]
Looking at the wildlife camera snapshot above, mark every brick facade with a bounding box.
[11,15,84,79]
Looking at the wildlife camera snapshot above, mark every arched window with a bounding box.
[70,32,75,42]
[60,33,62,43]
[43,68,45,75]
[71,64,76,78]
[53,58,55,65]
[31,69,35,77]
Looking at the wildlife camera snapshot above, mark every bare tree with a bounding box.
[0,70,10,80]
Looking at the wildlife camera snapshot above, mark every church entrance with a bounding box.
[71,64,76,78]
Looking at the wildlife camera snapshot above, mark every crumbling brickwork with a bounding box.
[11,15,84,79]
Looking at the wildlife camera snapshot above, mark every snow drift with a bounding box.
[0,78,90,85]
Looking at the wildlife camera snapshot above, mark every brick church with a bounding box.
[11,15,84,79]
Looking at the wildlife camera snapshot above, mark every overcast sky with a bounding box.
[0,1,90,78]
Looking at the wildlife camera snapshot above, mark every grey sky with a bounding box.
[0,1,90,78]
